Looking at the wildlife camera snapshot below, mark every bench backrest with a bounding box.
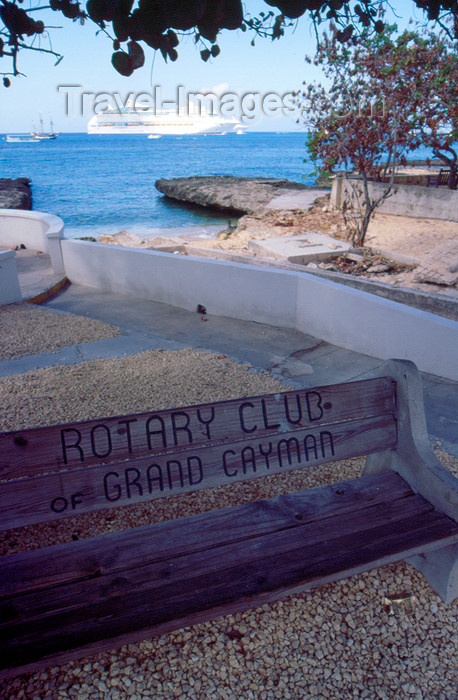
[427,169,451,187]
[0,377,396,531]
[438,169,450,186]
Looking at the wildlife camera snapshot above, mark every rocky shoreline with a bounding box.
[155,175,309,216]
[152,176,458,298]
[0,178,32,210]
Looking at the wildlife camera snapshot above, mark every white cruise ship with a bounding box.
[87,105,246,136]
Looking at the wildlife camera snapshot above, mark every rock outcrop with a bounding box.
[155,175,308,216]
[0,178,32,209]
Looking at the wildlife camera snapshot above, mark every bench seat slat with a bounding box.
[2,472,457,673]
[2,514,457,673]
[0,494,434,621]
[1,470,410,597]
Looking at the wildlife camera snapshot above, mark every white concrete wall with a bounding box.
[0,250,22,304]
[0,210,65,275]
[61,239,458,381]
[331,176,458,221]
[295,274,457,380]
[61,240,299,329]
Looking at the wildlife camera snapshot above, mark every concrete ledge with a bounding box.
[0,250,22,304]
[248,234,351,264]
[0,210,65,275]
[295,274,457,380]
[26,277,71,305]
[369,247,421,267]
[177,245,457,321]
[298,266,458,321]
[61,240,299,329]
[61,239,458,381]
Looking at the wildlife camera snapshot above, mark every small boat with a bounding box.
[31,115,57,140]
[5,115,58,143]
[5,134,40,143]
[147,134,162,139]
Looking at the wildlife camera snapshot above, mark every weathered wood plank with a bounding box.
[1,470,410,597]
[0,414,396,530]
[0,377,395,479]
[2,529,455,683]
[2,505,457,671]
[2,527,455,681]
[0,492,434,623]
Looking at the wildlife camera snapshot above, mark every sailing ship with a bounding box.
[5,116,57,143]
[31,115,57,140]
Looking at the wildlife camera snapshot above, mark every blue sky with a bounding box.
[0,1,430,133]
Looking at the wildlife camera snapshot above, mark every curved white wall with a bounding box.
[1,212,456,381]
[0,250,22,304]
[0,210,65,275]
[61,239,458,381]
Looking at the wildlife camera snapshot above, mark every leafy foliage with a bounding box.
[296,23,457,245]
[0,0,84,80]
[1,1,457,83]
[373,27,458,188]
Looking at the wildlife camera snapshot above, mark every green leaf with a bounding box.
[111,51,134,76]
[128,40,144,69]
[113,17,129,42]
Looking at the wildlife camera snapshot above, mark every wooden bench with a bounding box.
[0,359,457,679]
[426,168,451,187]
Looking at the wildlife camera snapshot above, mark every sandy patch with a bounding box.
[366,213,458,259]
[187,200,458,297]
[199,205,457,262]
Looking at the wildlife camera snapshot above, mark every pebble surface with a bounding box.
[0,303,121,361]
[0,312,457,698]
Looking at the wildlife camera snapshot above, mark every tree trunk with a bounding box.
[449,163,457,190]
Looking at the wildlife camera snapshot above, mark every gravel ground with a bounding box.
[0,303,121,361]
[0,349,457,698]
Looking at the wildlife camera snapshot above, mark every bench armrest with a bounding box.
[363,359,458,524]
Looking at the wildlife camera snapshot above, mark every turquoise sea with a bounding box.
[0,132,315,239]
[0,132,442,240]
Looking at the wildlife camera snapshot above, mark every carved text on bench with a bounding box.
[59,391,328,465]
[51,426,336,513]
[0,378,397,528]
